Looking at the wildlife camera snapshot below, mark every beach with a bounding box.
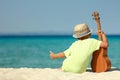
[0,67,120,80]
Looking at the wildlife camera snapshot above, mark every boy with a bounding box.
[50,23,108,73]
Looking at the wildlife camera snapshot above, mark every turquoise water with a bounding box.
[0,35,120,68]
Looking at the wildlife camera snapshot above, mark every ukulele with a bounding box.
[91,11,111,72]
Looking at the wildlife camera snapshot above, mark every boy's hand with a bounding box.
[97,30,104,35]
[49,51,55,59]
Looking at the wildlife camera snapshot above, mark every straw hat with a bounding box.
[73,23,92,38]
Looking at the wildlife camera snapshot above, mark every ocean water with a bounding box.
[0,35,120,68]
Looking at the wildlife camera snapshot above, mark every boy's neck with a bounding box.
[78,37,89,40]
[78,34,91,40]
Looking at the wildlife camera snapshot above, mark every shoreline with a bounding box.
[0,67,120,80]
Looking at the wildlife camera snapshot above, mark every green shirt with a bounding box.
[62,38,101,73]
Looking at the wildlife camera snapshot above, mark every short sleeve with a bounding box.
[92,39,101,51]
[64,48,71,58]
[64,42,75,58]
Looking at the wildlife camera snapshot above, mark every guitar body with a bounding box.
[91,11,111,72]
[91,48,111,72]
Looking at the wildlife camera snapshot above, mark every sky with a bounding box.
[0,0,120,35]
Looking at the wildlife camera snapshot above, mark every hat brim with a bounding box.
[73,29,92,38]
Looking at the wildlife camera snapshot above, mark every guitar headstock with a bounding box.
[92,11,102,40]
[92,11,100,22]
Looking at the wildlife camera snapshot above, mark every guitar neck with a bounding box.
[96,20,102,41]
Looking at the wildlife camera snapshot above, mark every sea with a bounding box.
[0,35,120,69]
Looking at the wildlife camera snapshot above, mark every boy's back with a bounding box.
[62,38,101,73]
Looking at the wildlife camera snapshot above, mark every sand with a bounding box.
[0,67,120,80]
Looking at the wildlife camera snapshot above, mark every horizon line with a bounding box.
[0,34,120,37]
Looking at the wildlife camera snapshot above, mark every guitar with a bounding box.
[91,11,111,72]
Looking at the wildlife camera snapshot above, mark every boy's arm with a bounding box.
[98,30,109,48]
[50,51,65,59]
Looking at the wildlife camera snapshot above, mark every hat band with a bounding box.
[77,30,90,37]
